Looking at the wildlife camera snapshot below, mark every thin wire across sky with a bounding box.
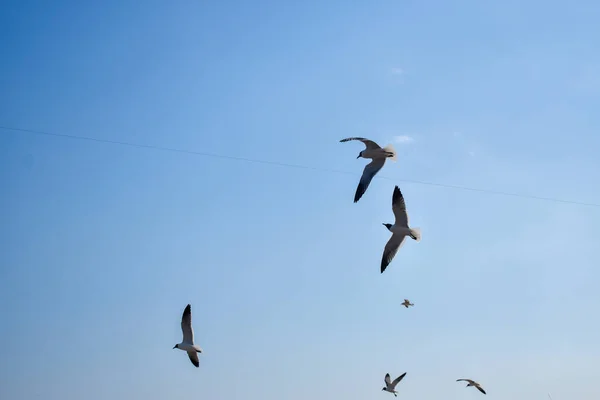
[1,124,599,208]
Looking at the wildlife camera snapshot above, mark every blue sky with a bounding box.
[1,1,600,399]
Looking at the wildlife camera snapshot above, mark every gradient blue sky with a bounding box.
[1,1,600,399]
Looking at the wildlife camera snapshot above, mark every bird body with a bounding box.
[360,146,397,160]
[175,343,203,353]
[387,224,415,236]
[402,299,414,308]
[340,137,397,202]
[173,304,203,368]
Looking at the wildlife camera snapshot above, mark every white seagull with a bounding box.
[381,186,421,273]
[173,304,203,368]
[340,137,397,203]
[456,379,486,395]
[401,299,414,308]
[382,372,407,396]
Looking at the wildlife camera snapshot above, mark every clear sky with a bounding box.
[1,1,599,399]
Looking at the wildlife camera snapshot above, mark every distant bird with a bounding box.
[339,137,397,202]
[401,299,414,308]
[381,186,421,273]
[456,379,486,395]
[382,372,407,397]
[173,304,203,367]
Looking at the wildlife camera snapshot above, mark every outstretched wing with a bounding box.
[457,379,475,384]
[340,137,382,150]
[187,351,199,368]
[476,386,486,395]
[385,373,391,385]
[181,304,194,344]
[354,158,385,203]
[391,186,409,227]
[391,372,407,388]
[381,233,407,273]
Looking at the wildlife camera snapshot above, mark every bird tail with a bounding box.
[382,144,397,161]
[409,227,421,241]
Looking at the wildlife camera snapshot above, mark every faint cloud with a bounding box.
[394,135,414,144]
[389,67,405,84]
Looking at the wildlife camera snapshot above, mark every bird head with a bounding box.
[382,223,393,231]
[382,388,386,391]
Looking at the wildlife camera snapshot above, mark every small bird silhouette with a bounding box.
[401,299,414,308]
[457,379,486,395]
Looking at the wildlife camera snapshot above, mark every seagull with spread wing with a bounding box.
[382,372,407,397]
[173,304,203,368]
[339,137,397,203]
[381,186,421,273]
[457,379,486,395]
[401,299,414,308]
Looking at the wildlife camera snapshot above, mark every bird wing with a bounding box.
[457,379,475,384]
[354,158,385,202]
[385,373,391,385]
[381,233,407,273]
[181,304,195,344]
[391,372,407,388]
[476,386,486,395]
[187,351,199,368]
[391,186,409,227]
[340,137,381,150]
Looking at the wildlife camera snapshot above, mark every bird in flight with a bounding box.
[382,372,407,397]
[381,186,421,273]
[173,304,203,367]
[401,299,414,308]
[339,137,397,203]
[457,379,486,395]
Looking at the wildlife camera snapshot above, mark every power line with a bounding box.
[2,125,599,208]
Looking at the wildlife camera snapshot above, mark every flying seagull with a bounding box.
[382,372,407,396]
[340,137,397,203]
[401,299,414,308]
[173,304,203,367]
[456,379,486,395]
[381,186,421,273]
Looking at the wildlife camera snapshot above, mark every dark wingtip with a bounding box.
[188,353,200,367]
[354,184,365,202]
